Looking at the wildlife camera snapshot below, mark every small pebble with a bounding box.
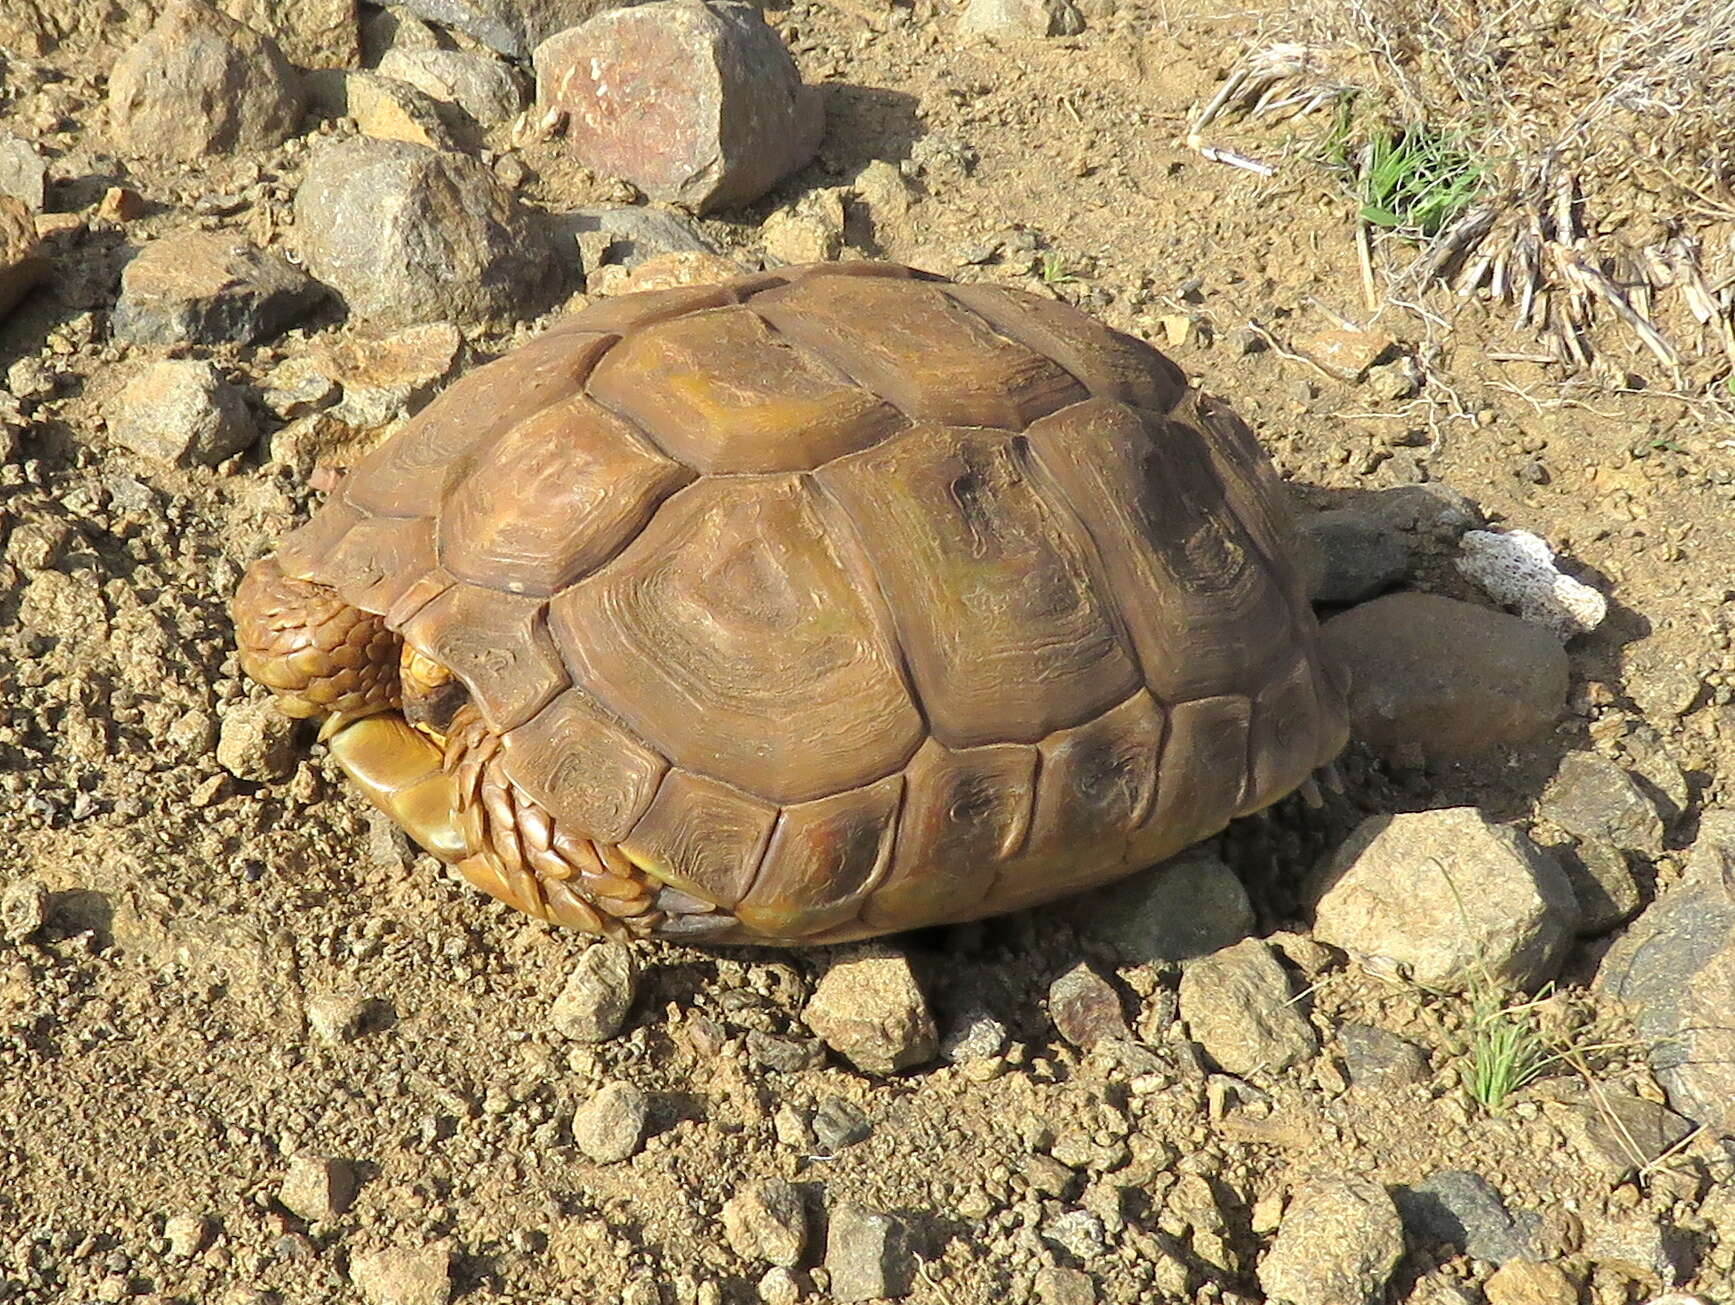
[571,1081,649,1163]
[279,1154,358,1223]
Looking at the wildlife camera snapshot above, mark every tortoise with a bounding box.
[233,261,1348,946]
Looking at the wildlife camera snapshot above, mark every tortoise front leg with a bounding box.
[233,557,677,940]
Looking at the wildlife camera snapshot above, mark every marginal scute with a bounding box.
[318,514,438,617]
[276,499,364,582]
[400,585,569,732]
[1242,647,1342,816]
[737,773,904,938]
[620,768,778,909]
[548,474,924,805]
[500,687,668,844]
[753,274,1088,428]
[566,282,738,333]
[1128,693,1251,866]
[819,425,1141,747]
[439,392,695,595]
[345,332,616,519]
[1025,397,1294,702]
[861,738,1036,932]
[941,283,1188,414]
[587,305,909,472]
[1190,392,1311,611]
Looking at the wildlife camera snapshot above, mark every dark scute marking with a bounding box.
[1129,693,1251,866]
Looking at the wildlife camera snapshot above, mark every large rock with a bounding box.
[377,48,527,126]
[1392,1171,1542,1266]
[1070,847,1255,966]
[294,136,557,328]
[1179,939,1318,1076]
[400,0,616,58]
[1597,812,1735,1135]
[1313,808,1577,993]
[107,361,256,469]
[1538,751,1666,856]
[113,231,324,346]
[534,0,823,214]
[1319,592,1569,762]
[1301,507,1411,604]
[106,0,306,161]
[1258,1177,1404,1305]
[222,0,359,67]
[0,133,47,210]
[0,197,47,321]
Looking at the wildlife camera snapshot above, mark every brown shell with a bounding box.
[278,262,1348,940]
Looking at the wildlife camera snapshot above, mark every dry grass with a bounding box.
[1188,0,1735,393]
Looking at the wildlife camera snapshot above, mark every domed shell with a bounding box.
[276,262,1348,941]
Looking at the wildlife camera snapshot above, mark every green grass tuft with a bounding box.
[1462,983,1555,1113]
[1358,125,1486,237]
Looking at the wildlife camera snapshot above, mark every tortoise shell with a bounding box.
[274,262,1348,941]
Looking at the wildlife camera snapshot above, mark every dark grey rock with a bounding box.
[812,1095,871,1151]
[1393,1171,1541,1266]
[549,204,719,276]
[1550,1088,1694,1180]
[294,136,558,329]
[114,231,324,346]
[1540,751,1666,855]
[1070,847,1255,966]
[400,0,617,58]
[1302,507,1411,604]
[1320,593,1570,763]
[1338,1022,1429,1089]
[534,0,823,214]
[826,1204,916,1301]
[1597,812,1735,1135]
[106,0,305,162]
[745,1032,826,1073]
[1554,837,1642,936]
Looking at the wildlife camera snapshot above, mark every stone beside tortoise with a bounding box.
[232,261,1349,945]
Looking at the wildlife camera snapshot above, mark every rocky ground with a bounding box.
[1,1,1734,1304]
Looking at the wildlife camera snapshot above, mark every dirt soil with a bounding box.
[1,1,1733,1303]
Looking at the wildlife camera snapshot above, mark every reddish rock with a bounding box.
[534,0,823,214]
